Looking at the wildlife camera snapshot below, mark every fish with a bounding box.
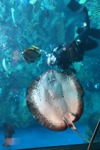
[2,58,8,72]
[22,46,41,63]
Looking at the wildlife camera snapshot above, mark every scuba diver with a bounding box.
[46,3,98,70]
[22,0,99,71]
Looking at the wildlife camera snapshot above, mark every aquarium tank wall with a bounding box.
[0,0,100,150]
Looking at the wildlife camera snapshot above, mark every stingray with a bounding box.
[27,70,87,141]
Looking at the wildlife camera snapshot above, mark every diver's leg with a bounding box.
[85,37,98,51]
[77,28,100,40]
[89,28,100,40]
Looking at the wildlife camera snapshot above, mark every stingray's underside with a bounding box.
[27,70,84,131]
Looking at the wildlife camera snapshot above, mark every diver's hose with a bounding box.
[40,49,48,57]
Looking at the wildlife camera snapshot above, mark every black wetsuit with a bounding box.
[52,7,90,70]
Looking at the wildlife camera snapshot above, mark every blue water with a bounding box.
[0,0,100,149]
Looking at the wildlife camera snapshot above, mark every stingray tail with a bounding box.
[73,128,89,143]
[63,117,89,143]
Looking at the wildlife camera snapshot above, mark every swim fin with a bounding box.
[67,0,82,12]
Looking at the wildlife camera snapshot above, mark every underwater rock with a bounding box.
[27,70,84,131]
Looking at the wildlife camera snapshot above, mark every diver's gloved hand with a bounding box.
[47,53,57,66]
[22,45,41,63]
